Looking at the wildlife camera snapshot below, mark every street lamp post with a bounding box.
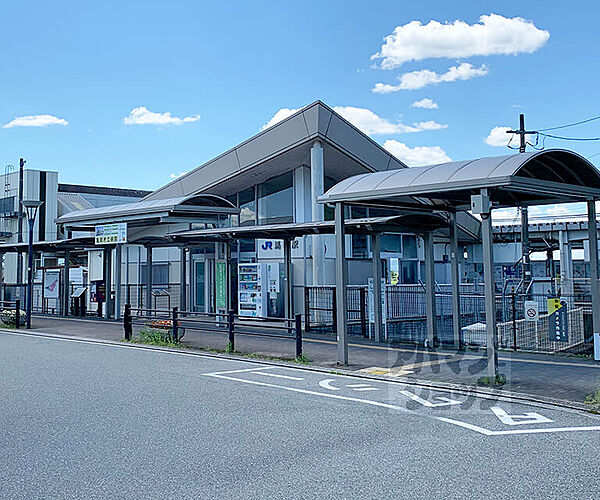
[22,200,43,329]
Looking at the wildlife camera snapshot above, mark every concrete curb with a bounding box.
[2,327,593,414]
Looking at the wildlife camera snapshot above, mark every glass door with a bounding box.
[193,260,205,312]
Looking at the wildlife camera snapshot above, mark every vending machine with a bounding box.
[238,263,267,317]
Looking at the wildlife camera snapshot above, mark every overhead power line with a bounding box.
[538,114,600,132]
[537,132,600,141]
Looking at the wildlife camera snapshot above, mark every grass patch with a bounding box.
[477,374,507,387]
[122,327,186,349]
[585,388,600,413]
[121,331,310,365]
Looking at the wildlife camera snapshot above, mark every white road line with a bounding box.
[206,373,411,412]
[437,417,600,436]
[254,372,304,381]
[202,367,275,376]
[353,387,379,392]
[347,384,372,388]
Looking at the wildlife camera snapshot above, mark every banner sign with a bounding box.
[368,278,387,324]
[547,297,568,342]
[43,271,60,299]
[95,223,127,245]
[524,300,539,322]
[215,261,228,310]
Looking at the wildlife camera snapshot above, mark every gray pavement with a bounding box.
[22,315,600,403]
[1,331,600,499]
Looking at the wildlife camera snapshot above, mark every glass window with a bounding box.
[140,264,169,285]
[258,172,293,225]
[239,238,255,254]
[381,234,402,253]
[401,261,418,284]
[350,206,367,219]
[239,188,256,226]
[402,234,417,259]
[352,235,369,259]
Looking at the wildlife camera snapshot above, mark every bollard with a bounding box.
[228,310,235,352]
[123,304,132,341]
[295,313,302,359]
[15,299,20,330]
[172,307,179,343]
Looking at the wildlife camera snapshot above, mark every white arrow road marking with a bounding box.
[255,372,304,381]
[491,406,553,426]
[319,379,340,391]
[399,390,462,408]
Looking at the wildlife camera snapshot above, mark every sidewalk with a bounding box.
[19,314,600,404]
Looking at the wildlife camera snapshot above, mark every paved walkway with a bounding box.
[15,314,600,404]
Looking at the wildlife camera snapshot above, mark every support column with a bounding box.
[559,230,574,298]
[145,246,152,314]
[481,189,498,377]
[63,250,70,316]
[449,212,461,349]
[521,207,531,293]
[334,202,348,365]
[587,200,600,361]
[180,247,187,311]
[311,141,325,286]
[424,232,437,347]
[104,248,112,319]
[284,238,293,318]
[114,245,122,320]
[371,233,383,343]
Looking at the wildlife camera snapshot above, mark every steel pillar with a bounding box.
[334,202,348,365]
[587,200,600,361]
[284,238,293,318]
[145,246,152,314]
[311,141,325,286]
[104,248,113,319]
[521,207,531,293]
[482,189,498,377]
[424,232,437,347]
[449,212,461,349]
[63,250,70,316]
[371,233,383,342]
[114,245,122,320]
[180,247,187,311]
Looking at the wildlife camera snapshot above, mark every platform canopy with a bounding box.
[319,150,600,209]
[56,193,237,230]
[166,214,457,243]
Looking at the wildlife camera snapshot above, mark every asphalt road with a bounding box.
[1,331,600,499]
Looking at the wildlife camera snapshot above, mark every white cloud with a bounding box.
[371,13,549,69]
[261,108,300,130]
[373,63,488,92]
[484,126,514,147]
[169,172,187,179]
[123,106,200,126]
[412,98,438,109]
[383,140,451,166]
[3,114,68,128]
[262,106,447,135]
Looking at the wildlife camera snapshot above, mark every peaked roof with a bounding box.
[143,101,409,201]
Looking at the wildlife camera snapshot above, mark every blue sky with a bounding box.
[1,0,599,213]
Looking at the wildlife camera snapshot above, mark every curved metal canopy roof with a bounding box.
[56,193,237,226]
[319,149,600,210]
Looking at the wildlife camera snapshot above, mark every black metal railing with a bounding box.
[123,304,303,359]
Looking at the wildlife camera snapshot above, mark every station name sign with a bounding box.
[95,223,127,245]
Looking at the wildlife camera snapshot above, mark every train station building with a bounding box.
[2,101,600,370]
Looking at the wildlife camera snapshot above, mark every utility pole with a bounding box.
[16,158,25,297]
[506,114,537,153]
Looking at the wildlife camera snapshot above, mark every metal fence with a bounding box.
[304,284,593,354]
[304,286,368,337]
